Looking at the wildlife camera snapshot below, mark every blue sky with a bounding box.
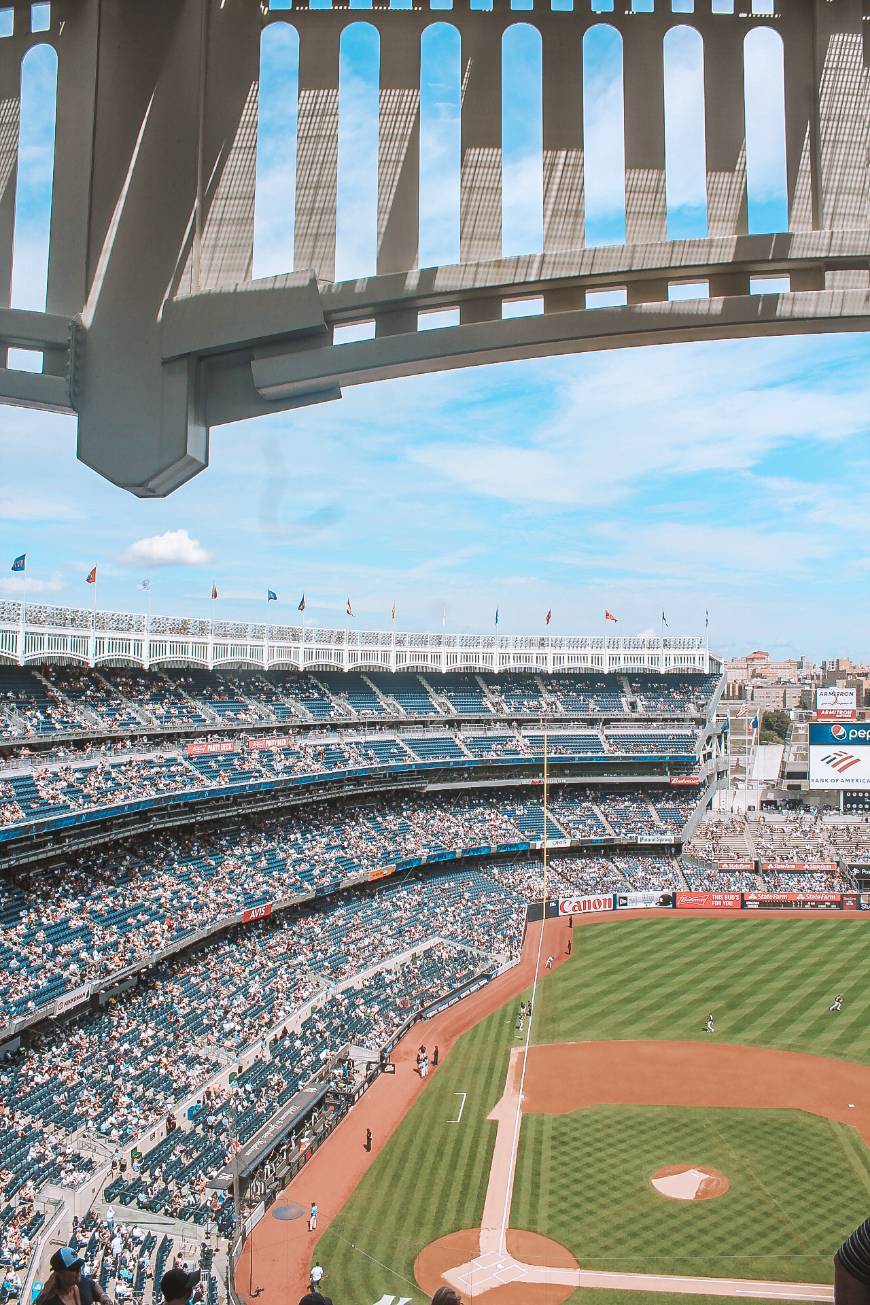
[2,19,869,661]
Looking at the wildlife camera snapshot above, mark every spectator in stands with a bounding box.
[33,1248,86,1305]
[835,1216,870,1305]
[37,1249,113,1305]
[297,1294,332,1305]
[431,1289,462,1305]
[159,1269,201,1305]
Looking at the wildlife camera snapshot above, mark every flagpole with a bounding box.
[91,570,98,668]
[542,724,549,924]
[19,570,26,666]
[145,583,152,669]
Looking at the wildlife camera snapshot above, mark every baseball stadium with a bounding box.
[0,605,868,1305]
[1,0,869,1304]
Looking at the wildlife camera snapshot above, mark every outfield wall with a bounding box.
[527,890,863,919]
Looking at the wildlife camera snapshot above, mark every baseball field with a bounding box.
[311,913,870,1305]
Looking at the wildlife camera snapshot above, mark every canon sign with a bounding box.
[559,894,614,916]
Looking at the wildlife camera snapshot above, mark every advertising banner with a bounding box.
[675,890,742,910]
[816,687,857,721]
[187,739,236,757]
[558,894,614,916]
[248,735,293,752]
[242,903,273,923]
[744,891,849,911]
[369,866,395,882]
[636,832,673,844]
[718,860,755,871]
[761,861,837,873]
[615,890,674,909]
[809,723,870,789]
[55,983,91,1015]
[669,776,701,786]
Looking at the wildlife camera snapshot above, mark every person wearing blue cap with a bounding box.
[35,1249,113,1305]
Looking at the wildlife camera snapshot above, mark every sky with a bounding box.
[1,13,869,662]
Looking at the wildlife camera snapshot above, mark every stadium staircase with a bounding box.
[32,669,99,732]
[94,670,155,729]
[590,801,616,836]
[422,680,457,717]
[619,676,635,714]
[361,674,403,717]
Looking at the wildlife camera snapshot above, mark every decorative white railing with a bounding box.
[0,601,718,675]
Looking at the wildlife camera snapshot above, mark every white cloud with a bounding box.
[0,493,78,521]
[0,575,61,595]
[124,529,211,567]
[409,337,870,508]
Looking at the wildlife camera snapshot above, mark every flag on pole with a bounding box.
[751,712,760,732]
[297,594,306,612]
[604,609,618,622]
[346,598,353,617]
[661,610,668,627]
[390,601,396,623]
[211,583,218,600]
[494,607,499,626]
[138,578,151,592]
[545,609,552,626]
[85,567,97,585]
[705,608,709,629]
[11,554,25,573]
[267,589,277,602]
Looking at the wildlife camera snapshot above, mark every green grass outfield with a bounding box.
[533,915,870,1061]
[315,914,870,1304]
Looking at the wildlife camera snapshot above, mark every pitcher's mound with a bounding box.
[651,1165,730,1201]
[415,1228,579,1304]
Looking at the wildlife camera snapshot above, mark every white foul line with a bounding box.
[447,1091,467,1125]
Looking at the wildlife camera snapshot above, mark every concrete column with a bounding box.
[295,24,340,280]
[542,28,584,253]
[0,50,20,317]
[378,24,420,274]
[780,8,819,231]
[814,0,867,231]
[703,23,747,237]
[460,21,502,264]
[48,1,99,319]
[623,26,668,246]
[75,0,207,494]
[197,0,262,291]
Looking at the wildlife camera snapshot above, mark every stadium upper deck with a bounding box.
[0,604,725,869]
[0,601,719,677]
